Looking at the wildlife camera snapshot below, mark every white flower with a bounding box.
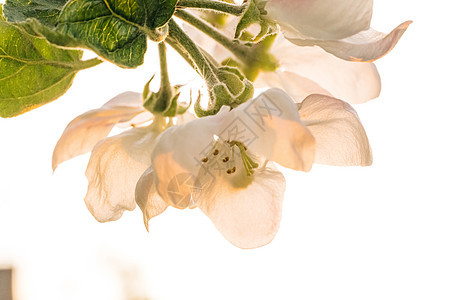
[255,35,381,104]
[52,92,184,222]
[265,0,412,62]
[136,89,371,248]
[52,92,151,171]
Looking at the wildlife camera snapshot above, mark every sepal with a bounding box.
[235,0,277,42]
[143,79,191,118]
[222,33,278,80]
[195,66,254,117]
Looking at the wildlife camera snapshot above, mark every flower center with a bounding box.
[200,140,259,177]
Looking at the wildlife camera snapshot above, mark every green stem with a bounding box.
[153,42,172,112]
[158,42,171,93]
[176,9,279,80]
[167,19,219,86]
[177,0,246,15]
[165,36,197,70]
[175,10,250,64]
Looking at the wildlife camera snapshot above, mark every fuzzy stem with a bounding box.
[158,42,171,92]
[167,19,220,86]
[152,42,173,112]
[175,10,250,64]
[165,36,197,70]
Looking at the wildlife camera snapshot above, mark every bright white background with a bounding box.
[1,0,449,299]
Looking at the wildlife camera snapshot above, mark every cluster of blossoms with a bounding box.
[52,0,410,249]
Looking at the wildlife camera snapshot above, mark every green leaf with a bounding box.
[0,20,100,118]
[55,0,148,68]
[3,0,179,68]
[147,0,179,28]
[54,0,179,67]
[3,0,68,26]
[235,0,276,42]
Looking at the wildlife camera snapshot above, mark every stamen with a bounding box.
[226,166,236,174]
[222,156,229,162]
[213,149,219,156]
[202,157,208,163]
[227,140,259,176]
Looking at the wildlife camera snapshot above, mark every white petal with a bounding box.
[199,163,285,249]
[285,21,412,62]
[151,107,229,208]
[267,0,373,40]
[85,125,161,222]
[101,92,153,128]
[222,89,316,171]
[135,167,168,231]
[102,91,144,108]
[255,71,333,102]
[115,111,154,128]
[52,92,146,170]
[267,38,381,104]
[298,94,372,166]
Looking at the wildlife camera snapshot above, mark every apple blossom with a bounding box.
[255,35,382,103]
[52,92,191,222]
[264,0,411,62]
[135,88,371,248]
[0,0,410,250]
[52,92,150,171]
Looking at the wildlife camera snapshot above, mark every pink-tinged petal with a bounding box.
[266,0,373,40]
[151,107,229,209]
[285,21,412,62]
[102,91,144,108]
[135,167,168,231]
[255,71,333,102]
[116,111,154,129]
[199,163,285,249]
[269,38,381,104]
[52,92,147,171]
[298,94,372,166]
[222,89,316,171]
[84,125,161,222]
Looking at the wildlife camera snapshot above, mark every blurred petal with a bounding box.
[255,71,333,102]
[225,89,316,171]
[298,94,372,166]
[52,92,147,170]
[135,167,168,231]
[267,0,373,40]
[268,38,381,104]
[151,107,229,208]
[286,21,412,62]
[85,125,161,222]
[199,163,285,249]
